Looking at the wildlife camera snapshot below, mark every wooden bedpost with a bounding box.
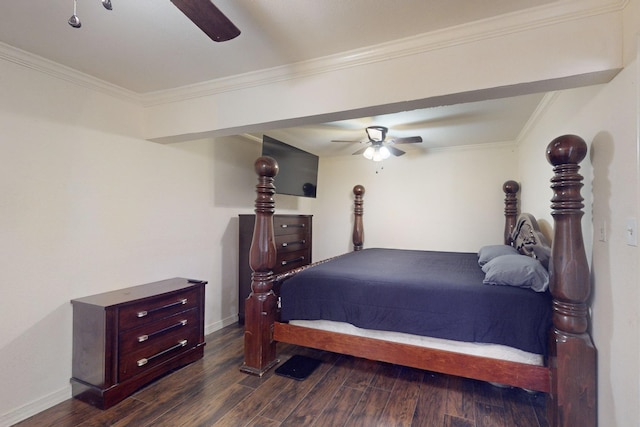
[353,185,365,251]
[503,180,520,245]
[240,156,280,376]
[545,135,596,427]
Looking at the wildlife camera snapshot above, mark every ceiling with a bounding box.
[256,93,547,157]
[0,0,570,155]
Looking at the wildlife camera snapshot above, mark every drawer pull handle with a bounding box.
[280,223,305,228]
[282,256,305,266]
[136,339,188,367]
[137,298,188,318]
[282,239,306,248]
[137,319,188,342]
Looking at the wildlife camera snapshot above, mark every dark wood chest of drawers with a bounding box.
[238,214,312,323]
[70,277,206,409]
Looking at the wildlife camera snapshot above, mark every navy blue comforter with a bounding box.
[280,248,552,355]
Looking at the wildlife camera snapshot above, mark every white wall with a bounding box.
[314,143,518,259]
[0,59,263,425]
[517,69,639,426]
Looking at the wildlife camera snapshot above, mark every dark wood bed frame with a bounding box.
[241,134,596,427]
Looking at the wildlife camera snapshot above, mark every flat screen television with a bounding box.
[261,135,318,198]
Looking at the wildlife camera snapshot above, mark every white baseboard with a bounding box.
[0,386,71,427]
[204,314,238,336]
[1,315,239,427]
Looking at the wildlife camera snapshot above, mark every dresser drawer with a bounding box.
[274,216,310,236]
[118,288,199,331]
[119,308,198,355]
[275,232,309,253]
[239,214,311,324]
[118,320,200,381]
[274,248,310,273]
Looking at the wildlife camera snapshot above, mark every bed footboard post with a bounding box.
[353,185,365,251]
[546,135,596,427]
[241,157,280,376]
[503,180,519,245]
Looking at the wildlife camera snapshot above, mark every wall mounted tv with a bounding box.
[261,135,318,198]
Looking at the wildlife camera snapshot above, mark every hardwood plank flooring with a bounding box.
[15,324,549,427]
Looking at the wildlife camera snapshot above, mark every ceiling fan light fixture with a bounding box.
[68,0,81,28]
[68,0,112,29]
[363,146,375,160]
[344,125,419,160]
[363,146,391,162]
[366,126,387,142]
[371,146,391,162]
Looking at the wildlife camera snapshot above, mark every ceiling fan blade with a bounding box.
[387,146,406,156]
[390,136,423,144]
[170,0,241,42]
[332,139,365,143]
[352,146,369,155]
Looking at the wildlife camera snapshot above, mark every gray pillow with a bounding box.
[481,254,549,292]
[477,245,519,266]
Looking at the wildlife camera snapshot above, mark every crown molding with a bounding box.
[516,92,561,143]
[0,0,626,108]
[424,139,518,155]
[0,41,141,104]
[141,0,626,107]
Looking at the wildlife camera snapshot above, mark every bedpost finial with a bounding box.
[503,180,519,245]
[503,180,519,194]
[353,184,365,251]
[546,135,587,166]
[255,156,279,178]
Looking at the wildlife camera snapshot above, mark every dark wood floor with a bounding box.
[16,324,549,427]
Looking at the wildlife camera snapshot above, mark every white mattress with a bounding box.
[289,319,544,366]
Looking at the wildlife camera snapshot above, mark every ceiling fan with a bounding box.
[170,0,241,42]
[333,126,423,161]
[68,0,241,42]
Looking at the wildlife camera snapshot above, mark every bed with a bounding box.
[240,134,596,427]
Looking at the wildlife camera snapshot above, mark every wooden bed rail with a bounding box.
[545,134,596,427]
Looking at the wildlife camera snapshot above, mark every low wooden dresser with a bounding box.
[238,214,312,323]
[70,277,206,409]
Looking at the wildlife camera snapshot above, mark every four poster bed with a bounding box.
[241,134,596,427]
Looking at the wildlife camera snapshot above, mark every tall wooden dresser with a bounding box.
[70,277,206,409]
[238,214,312,323]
